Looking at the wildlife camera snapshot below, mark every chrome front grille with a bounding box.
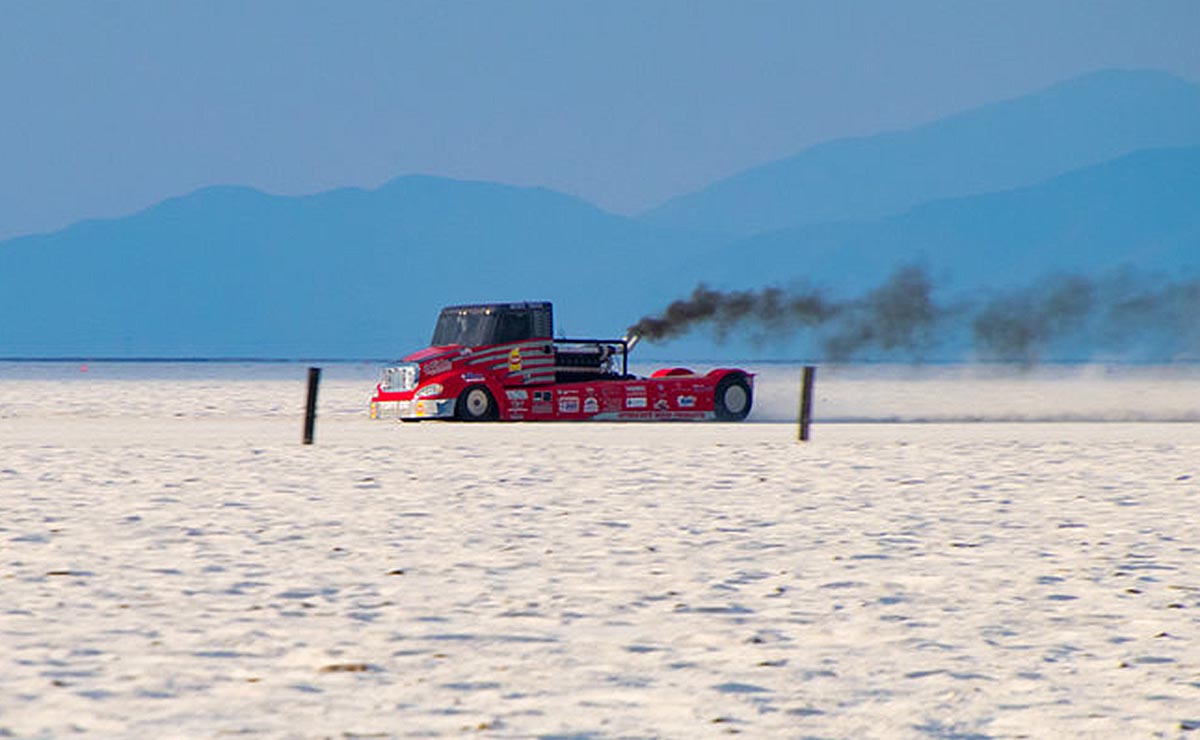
[382,363,420,392]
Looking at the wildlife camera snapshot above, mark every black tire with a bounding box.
[455,385,497,421]
[714,374,752,422]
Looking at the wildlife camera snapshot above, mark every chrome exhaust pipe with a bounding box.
[623,333,641,352]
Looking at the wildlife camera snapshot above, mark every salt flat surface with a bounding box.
[1,366,1199,738]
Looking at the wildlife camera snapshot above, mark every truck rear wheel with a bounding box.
[455,386,497,421]
[714,374,752,421]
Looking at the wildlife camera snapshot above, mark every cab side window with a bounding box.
[494,311,531,343]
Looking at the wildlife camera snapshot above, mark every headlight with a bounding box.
[415,384,443,398]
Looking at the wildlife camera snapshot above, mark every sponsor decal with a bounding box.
[626,396,648,409]
[654,398,669,410]
[508,348,522,372]
[614,407,705,417]
[677,395,696,408]
[626,385,646,395]
[423,359,452,376]
[506,389,529,401]
[583,397,599,414]
[462,372,485,382]
[532,403,552,414]
[558,397,580,413]
[616,410,708,420]
[533,390,553,402]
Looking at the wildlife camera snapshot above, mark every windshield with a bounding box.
[431,308,497,347]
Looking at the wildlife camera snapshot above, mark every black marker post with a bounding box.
[303,367,321,445]
[798,365,815,442]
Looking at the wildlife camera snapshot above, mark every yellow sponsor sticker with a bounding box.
[508,347,522,372]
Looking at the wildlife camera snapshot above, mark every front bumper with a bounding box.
[370,397,457,420]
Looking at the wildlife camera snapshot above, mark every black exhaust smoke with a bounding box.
[626,285,835,343]
[971,275,1096,362]
[629,266,1200,363]
[820,265,940,360]
[628,265,942,359]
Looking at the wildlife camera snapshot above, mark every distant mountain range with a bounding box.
[710,146,1200,293]
[1,69,1198,361]
[0,178,716,357]
[641,69,1200,236]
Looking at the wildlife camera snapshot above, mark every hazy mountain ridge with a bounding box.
[0,177,716,357]
[712,146,1200,293]
[1,70,1198,360]
[641,69,1200,236]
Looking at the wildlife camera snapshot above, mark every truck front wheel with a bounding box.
[455,386,497,421]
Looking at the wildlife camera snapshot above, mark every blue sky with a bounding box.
[2,1,1198,240]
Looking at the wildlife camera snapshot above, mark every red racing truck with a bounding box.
[369,301,753,422]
